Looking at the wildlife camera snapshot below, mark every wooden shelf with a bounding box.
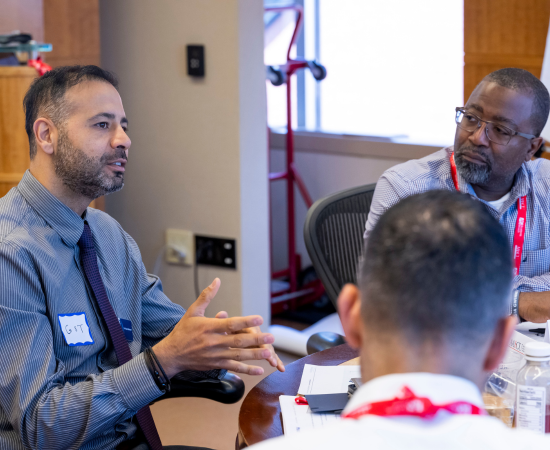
[0,173,25,183]
[0,66,36,198]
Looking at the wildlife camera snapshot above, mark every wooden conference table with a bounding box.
[237,344,360,449]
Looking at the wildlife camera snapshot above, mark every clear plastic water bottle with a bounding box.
[516,342,550,433]
[483,349,524,427]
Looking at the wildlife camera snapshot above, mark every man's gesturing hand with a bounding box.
[153,278,275,379]
[215,310,285,373]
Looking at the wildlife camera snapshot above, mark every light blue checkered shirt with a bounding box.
[0,171,221,450]
[365,147,550,293]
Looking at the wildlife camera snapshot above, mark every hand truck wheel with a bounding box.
[307,61,327,81]
[266,66,286,86]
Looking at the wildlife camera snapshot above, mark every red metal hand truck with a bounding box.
[265,5,327,315]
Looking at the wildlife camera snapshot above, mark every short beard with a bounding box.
[454,145,493,185]
[53,129,125,200]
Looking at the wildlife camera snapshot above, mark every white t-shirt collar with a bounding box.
[486,191,512,210]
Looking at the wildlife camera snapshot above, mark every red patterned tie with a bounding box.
[78,223,163,450]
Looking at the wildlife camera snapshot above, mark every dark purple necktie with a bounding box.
[78,223,163,450]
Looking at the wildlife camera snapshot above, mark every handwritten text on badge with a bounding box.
[58,312,94,346]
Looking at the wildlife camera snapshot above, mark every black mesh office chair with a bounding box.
[303,183,376,354]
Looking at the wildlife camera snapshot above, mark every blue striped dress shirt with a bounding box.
[365,146,550,293]
[0,171,221,450]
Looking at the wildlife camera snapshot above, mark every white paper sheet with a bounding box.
[297,364,361,395]
[515,321,549,331]
[279,395,340,436]
[509,320,550,356]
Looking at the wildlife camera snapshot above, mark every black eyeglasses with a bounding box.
[455,107,536,145]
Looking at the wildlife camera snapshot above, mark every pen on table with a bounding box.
[529,328,546,335]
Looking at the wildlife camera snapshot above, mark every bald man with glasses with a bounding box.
[365,67,550,324]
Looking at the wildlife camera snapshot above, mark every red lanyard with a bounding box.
[342,386,486,420]
[450,153,526,276]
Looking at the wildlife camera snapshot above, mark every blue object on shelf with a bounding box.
[0,43,52,53]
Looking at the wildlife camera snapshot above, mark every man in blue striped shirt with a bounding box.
[0,66,283,450]
[365,68,550,324]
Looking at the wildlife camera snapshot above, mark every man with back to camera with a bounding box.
[250,190,550,450]
[365,68,550,323]
[0,65,284,450]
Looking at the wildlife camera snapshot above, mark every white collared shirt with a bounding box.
[364,147,550,293]
[249,372,550,450]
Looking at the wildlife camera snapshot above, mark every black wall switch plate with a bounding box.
[187,45,205,77]
[195,235,236,269]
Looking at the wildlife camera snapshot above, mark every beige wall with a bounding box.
[99,0,269,324]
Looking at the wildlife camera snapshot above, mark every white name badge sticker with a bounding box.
[58,312,94,346]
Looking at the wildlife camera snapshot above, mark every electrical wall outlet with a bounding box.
[165,229,194,266]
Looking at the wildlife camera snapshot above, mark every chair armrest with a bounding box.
[153,372,245,405]
[306,332,346,355]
